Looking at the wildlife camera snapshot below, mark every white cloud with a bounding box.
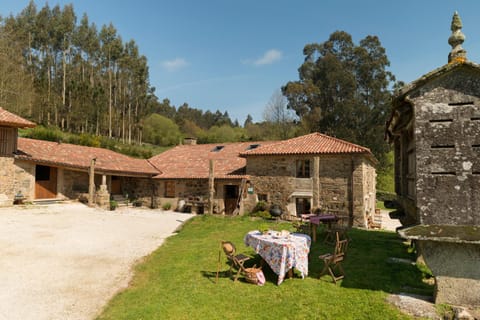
[161,58,188,71]
[253,49,283,66]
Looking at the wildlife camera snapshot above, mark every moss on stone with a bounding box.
[400,224,480,243]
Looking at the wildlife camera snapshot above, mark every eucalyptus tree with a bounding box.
[0,29,34,114]
[99,23,123,137]
[282,31,395,163]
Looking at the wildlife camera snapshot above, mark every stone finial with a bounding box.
[448,11,467,63]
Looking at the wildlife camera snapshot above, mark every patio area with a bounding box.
[0,202,193,320]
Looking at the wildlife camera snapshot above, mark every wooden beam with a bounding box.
[88,158,96,206]
[208,159,215,214]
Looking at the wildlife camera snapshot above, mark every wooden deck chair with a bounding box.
[216,241,251,283]
[318,232,349,284]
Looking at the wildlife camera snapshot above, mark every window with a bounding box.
[211,145,224,152]
[246,144,260,150]
[164,181,175,198]
[296,160,310,178]
[35,165,51,181]
[258,194,268,202]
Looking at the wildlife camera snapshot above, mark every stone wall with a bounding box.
[245,154,375,226]
[153,179,243,213]
[13,160,35,201]
[63,169,89,199]
[247,155,296,216]
[410,67,480,225]
[0,157,16,205]
[122,177,156,208]
[0,158,35,205]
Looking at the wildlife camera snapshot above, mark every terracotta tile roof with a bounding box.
[16,138,158,176]
[149,141,275,179]
[0,107,35,128]
[239,132,373,156]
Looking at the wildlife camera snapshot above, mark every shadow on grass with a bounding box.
[202,255,282,285]
[309,228,434,296]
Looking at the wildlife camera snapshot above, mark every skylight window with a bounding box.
[246,144,260,150]
[211,145,224,152]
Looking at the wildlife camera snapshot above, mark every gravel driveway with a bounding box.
[0,203,193,320]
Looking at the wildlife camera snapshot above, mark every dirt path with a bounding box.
[0,203,193,320]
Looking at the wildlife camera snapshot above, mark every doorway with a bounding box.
[224,185,239,215]
[35,165,57,199]
[111,176,122,195]
[295,197,311,217]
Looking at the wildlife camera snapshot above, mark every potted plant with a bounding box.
[110,200,118,211]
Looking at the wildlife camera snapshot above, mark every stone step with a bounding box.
[32,198,66,205]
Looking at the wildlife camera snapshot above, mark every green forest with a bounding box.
[0,1,399,185]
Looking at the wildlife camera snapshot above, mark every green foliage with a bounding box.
[162,202,172,210]
[377,151,395,193]
[376,191,396,202]
[20,126,166,159]
[283,31,397,163]
[143,114,182,146]
[198,125,247,143]
[248,210,271,219]
[21,126,63,142]
[98,215,432,319]
[252,200,268,213]
[109,200,118,210]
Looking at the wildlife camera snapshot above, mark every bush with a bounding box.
[162,202,172,210]
[110,200,118,210]
[376,190,396,202]
[252,201,268,213]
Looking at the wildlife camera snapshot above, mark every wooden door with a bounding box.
[224,185,239,215]
[35,165,57,199]
[111,176,122,194]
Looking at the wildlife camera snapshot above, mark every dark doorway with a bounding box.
[35,165,57,199]
[224,185,239,215]
[295,198,311,217]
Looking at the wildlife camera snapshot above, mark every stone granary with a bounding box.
[386,12,480,307]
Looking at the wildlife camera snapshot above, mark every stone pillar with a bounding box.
[96,174,110,209]
[312,157,320,209]
[208,159,215,214]
[88,158,96,207]
[56,168,64,199]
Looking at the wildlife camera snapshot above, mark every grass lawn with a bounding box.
[97,215,433,320]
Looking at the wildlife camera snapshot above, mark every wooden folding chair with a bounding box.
[216,241,251,283]
[318,232,349,284]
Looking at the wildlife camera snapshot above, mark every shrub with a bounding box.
[376,190,396,202]
[252,200,268,213]
[162,202,172,210]
[110,200,118,210]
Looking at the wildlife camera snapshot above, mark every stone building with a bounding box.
[240,133,376,227]
[386,12,480,307]
[0,106,376,227]
[150,133,377,227]
[0,107,158,207]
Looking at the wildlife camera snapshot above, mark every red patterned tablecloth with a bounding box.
[244,231,311,285]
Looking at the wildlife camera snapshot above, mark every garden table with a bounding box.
[244,230,311,285]
[308,214,339,242]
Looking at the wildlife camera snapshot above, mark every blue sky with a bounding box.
[4,1,480,123]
